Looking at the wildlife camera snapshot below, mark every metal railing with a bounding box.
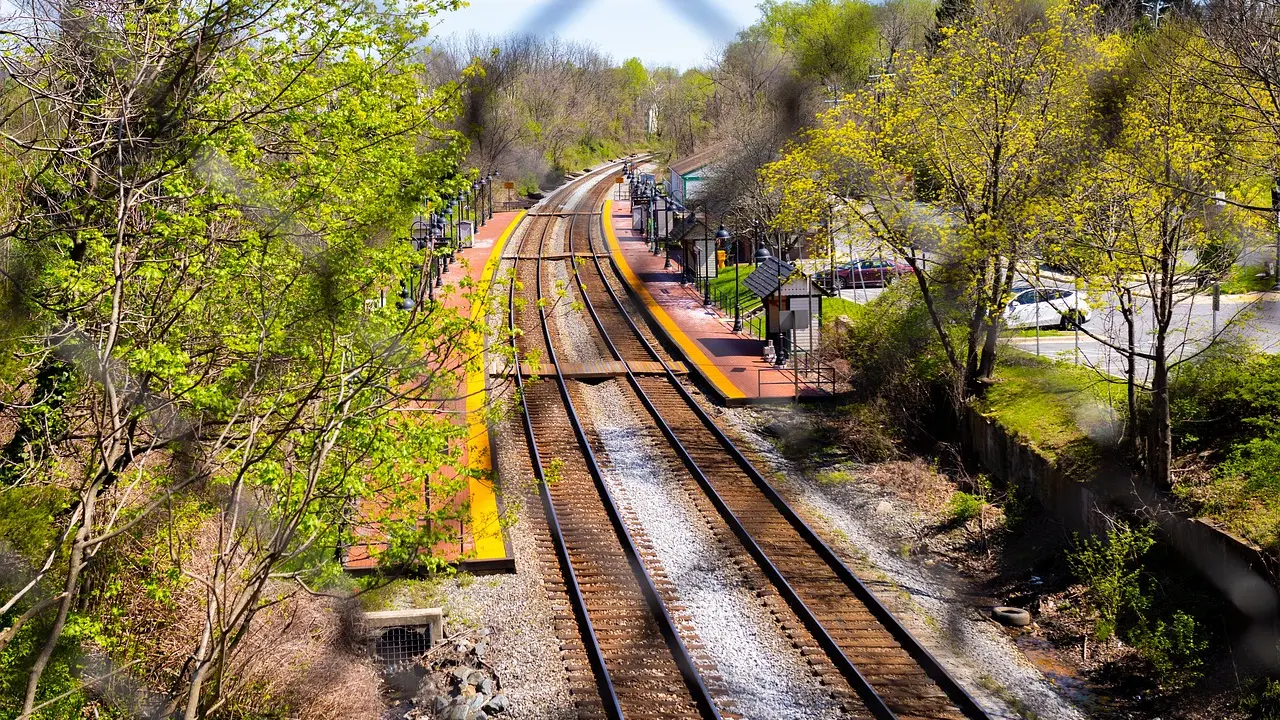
[756,349,838,399]
[707,280,764,337]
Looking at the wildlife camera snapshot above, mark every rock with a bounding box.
[478,628,490,637]
[483,695,508,714]
[466,671,486,688]
[446,705,469,720]
[450,666,471,683]
[432,695,449,713]
[473,641,487,658]
[875,500,893,514]
[466,693,488,714]
[475,712,488,720]
[479,677,493,696]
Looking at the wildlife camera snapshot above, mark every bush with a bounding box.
[837,281,954,431]
[1067,522,1154,641]
[1170,342,1280,546]
[1128,610,1207,689]
[1240,677,1280,719]
[1170,341,1280,452]
[1067,523,1209,687]
[945,491,984,524]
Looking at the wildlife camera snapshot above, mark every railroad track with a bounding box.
[506,167,727,720]
[504,163,996,720]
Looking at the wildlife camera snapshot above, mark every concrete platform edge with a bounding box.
[466,210,528,572]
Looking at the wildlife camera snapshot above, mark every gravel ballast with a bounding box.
[578,379,849,720]
[428,418,576,720]
[716,407,1089,720]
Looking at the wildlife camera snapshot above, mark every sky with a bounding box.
[429,0,766,70]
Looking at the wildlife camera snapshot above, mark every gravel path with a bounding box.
[716,407,1088,720]
[579,379,849,720]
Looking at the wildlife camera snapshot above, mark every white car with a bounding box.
[1003,287,1092,330]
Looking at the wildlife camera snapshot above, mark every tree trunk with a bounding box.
[1148,347,1172,487]
[22,483,98,714]
[977,255,1016,382]
[1122,288,1141,463]
[964,257,991,392]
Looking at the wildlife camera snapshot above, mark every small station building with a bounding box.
[744,255,832,361]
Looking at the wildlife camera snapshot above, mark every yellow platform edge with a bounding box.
[601,200,747,402]
[465,211,527,562]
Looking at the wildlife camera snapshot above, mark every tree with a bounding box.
[0,0,482,714]
[1037,27,1256,486]
[765,0,1106,402]
[759,0,881,95]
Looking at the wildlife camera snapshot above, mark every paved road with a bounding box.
[834,285,1280,379]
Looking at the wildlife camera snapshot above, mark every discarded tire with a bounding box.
[992,606,1032,627]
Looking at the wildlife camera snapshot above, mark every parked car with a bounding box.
[821,259,914,289]
[1003,287,1092,330]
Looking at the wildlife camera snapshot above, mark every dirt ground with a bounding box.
[712,401,1267,720]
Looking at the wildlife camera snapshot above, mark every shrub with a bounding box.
[945,491,985,524]
[1170,342,1280,546]
[1128,610,1207,689]
[1240,677,1280,719]
[836,281,955,432]
[1066,522,1154,641]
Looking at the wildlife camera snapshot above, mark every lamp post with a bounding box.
[444,202,455,271]
[433,217,445,289]
[472,180,481,225]
[653,185,666,256]
[455,193,464,249]
[411,215,432,303]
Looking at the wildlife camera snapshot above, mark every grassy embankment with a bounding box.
[980,341,1280,550]
[975,349,1117,474]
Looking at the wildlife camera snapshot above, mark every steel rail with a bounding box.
[510,168,722,720]
[558,193,898,718]
[507,211,624,720]
[580,198,993,720]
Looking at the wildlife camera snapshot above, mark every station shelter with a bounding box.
[744,257,832,361]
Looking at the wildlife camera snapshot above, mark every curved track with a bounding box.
[505,164,995,720]
[507,169,723,720]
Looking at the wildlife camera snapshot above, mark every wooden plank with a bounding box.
[509,252,599,260]
[491,360,688,378]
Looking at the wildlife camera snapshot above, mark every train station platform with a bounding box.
[603,199,834,405]
[344,210,524,574]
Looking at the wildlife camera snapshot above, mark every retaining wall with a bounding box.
[961,407,1279,602]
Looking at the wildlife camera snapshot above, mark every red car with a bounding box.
[822,259,914,289]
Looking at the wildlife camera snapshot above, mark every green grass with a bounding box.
[976,349,1120,471]
[1218,264,1273,294]
[708,264,762,312]
[708,265,864,337]
[823,295,865,322]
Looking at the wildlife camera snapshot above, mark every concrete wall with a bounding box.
[961,408,1280,602]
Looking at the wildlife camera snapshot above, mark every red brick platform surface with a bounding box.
[343,211,523,573]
